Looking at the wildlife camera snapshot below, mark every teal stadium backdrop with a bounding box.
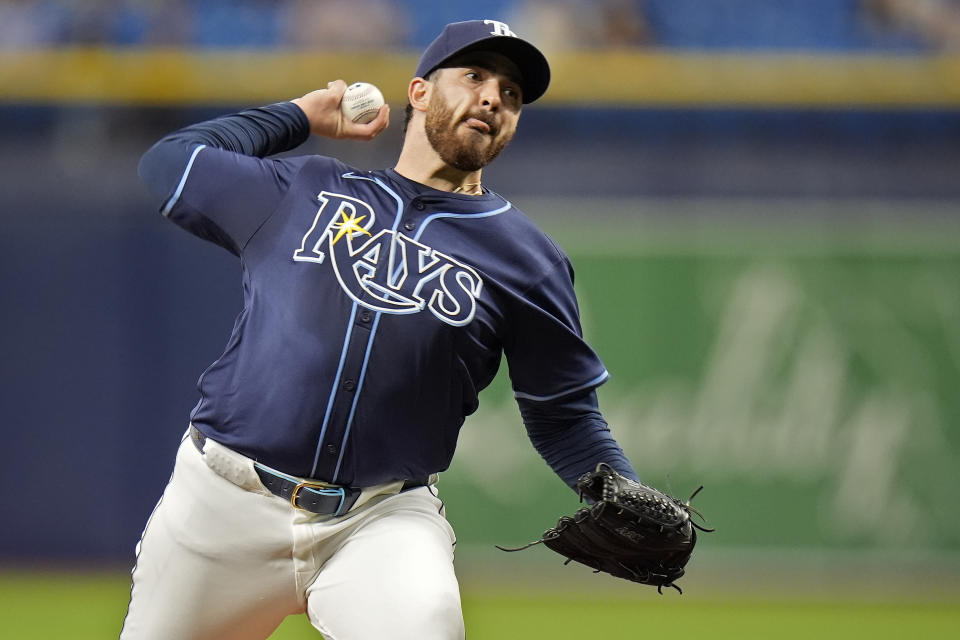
[438,229,960,556]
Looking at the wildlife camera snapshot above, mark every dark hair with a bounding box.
[402,102,414,137]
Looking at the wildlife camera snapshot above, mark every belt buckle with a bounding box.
[290,480,346,515]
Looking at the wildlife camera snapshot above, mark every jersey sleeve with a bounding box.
[137,101,312,256]
[504,254,609,402]
[520,389,638,490]
[158,148,307,255]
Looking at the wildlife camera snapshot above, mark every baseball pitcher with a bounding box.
[120,19,703,640]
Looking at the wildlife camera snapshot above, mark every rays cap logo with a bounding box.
[415,19,551,104]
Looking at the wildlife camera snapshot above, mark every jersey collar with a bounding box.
[382,168,505,210]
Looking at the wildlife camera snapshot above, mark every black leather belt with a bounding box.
[189,425,429,517]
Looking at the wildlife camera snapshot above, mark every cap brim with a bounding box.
[439,36,551,104]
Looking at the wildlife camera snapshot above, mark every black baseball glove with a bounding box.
[498,463,713,593]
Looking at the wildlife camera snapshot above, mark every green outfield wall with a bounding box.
[438,207,960,556]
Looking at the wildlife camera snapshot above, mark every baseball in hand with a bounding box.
[340,82,385,124]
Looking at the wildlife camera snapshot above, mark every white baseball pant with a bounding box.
[119,430,464,639]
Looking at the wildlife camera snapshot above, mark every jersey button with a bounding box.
[359,311,372,323]
[325,444,337,455]
[413,201,425,210]
[343,379,356,391]
[404,221,416,231]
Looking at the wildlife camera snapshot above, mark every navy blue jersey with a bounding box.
[156,147,607,486]
[140,102,636,489]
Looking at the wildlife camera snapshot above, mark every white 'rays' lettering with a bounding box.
[293,191,484,327]
[293,191,375,264]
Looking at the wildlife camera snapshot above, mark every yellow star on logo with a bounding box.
[330,210,371,245]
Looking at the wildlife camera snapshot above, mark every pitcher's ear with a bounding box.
[408,76,431,113]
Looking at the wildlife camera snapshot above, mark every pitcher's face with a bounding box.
[423,53,523,172]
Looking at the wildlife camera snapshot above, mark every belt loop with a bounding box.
[330,488,349,517]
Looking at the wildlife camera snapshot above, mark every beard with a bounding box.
[424,90,514,172]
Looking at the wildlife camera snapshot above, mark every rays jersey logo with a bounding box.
[293,191,483,327]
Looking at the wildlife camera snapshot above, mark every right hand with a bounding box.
[291,80,389,141]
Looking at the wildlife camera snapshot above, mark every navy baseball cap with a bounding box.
[415,20,551,104]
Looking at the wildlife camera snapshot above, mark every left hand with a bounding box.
[496,463,714,594]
